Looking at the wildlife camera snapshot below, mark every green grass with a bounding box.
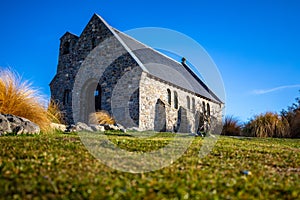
[0,132,299,200]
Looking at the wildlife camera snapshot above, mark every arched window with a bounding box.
[202,101,206,114]
[63,89,71,105]
[174,91,178,109]
[91,37,96,49]
[192,98,195,113]
[167,89,171,105]
[62,41,70,55]
[207,103,211,116]
[186,96,190,109]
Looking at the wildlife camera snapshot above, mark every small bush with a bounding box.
[89,110,116,125]
[281,94,300,138]
[221,115,242,136]
[289,111,300,138]
[243,112,290,138]
[0,68,61,132]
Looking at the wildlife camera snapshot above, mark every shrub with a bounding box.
[289,111,300,138]
[0,68,59,132]
[221,115,242,136]
[243,112,290,138]
[89,110,116,125]
[281,94,300,138]
[281,109,300,138]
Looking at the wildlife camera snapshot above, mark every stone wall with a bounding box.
[139,72,222,133]
[50,14,114,124]
[50,14,224,130]
[71,34,143,127]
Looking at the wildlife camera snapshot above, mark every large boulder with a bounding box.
[0,114,40,135]
[0,114,12,134]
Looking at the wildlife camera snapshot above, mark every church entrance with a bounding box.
[94,83,101,111]
[80,79,102,123]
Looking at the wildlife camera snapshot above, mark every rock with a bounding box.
[120,128,127,133]
[22,119,40,134]
[63,122,127,133]
[116,123,125,130]
[50,123,67,132]
[104,124,120,131]
[116,124,126,133]
[240,170,252,176]
[90,124,105,132]
[75,122,93,132]
[65,124,76,132]
[0,114,12,135]
[0,114,40,135]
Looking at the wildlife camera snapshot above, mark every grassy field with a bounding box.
[0,132,299,200]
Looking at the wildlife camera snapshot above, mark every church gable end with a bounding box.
[50,14,119,124]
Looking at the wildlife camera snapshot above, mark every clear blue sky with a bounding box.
[1,0,299,122]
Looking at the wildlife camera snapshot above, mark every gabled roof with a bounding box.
[115,30,222,103]
[90,14,222,104]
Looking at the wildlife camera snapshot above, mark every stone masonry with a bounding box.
[50,14,224,132]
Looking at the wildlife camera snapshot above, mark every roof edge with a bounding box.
[93,14,149,73]
[112,27,185,67]
[60,31,79,40]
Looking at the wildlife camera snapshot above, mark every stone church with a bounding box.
[50,14,223,133]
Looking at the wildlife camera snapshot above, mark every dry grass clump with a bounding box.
[243,112,290,138]
[0,68,62,132]
[89,110,116,125]
[221,115,242,136]
[47,100,64,124]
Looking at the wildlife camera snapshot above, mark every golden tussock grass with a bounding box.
[0,68,62,132]
[89,110,116,125]
[47,100,64,124]
[243,112,290,138]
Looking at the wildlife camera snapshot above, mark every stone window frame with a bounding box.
[192,98,195,113]
[167,89,171,105]
[207,103,211,116]
[174,91,179,109]
[202,101,206,114]
[62,41,70,55]
[186,96,190,110]
[91,37,96,49]
[63,89,71,105]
